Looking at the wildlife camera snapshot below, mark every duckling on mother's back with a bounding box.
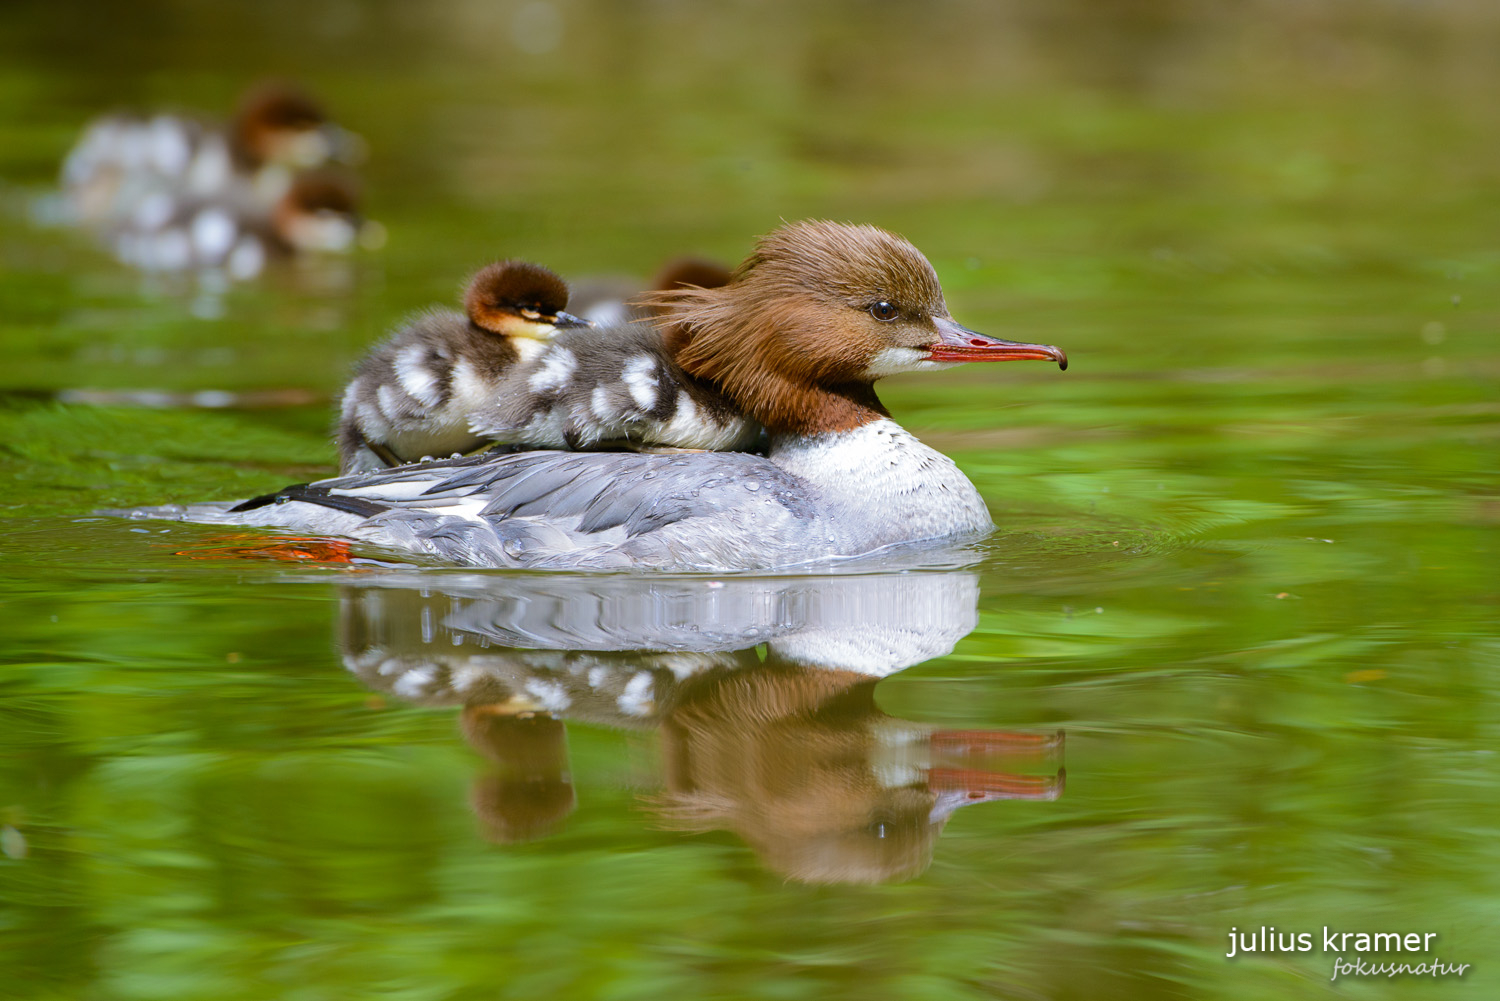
[338,260,590,472]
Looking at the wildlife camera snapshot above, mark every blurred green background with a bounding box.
[1,1,1498,998]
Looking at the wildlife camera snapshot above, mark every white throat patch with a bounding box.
[863,347,957,378]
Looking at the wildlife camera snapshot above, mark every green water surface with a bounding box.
[1,2,1497,999]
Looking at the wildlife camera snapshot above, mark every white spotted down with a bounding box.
[448,357,496,412]
[527,346,577,393]
[392,665,436,698]
[589,385,612,421]
[357,399,391,437]
[621,355,659,410]
[395,344,442,408]
[376,384,408,420]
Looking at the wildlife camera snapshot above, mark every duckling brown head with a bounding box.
[464,260,591,341]
[652,220,1066,436]
[231,82,332,169]
[272,169,362,253]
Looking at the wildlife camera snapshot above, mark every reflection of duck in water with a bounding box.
[653,664,1061,885]
[461,708,576,844]
[341,571,1063,882]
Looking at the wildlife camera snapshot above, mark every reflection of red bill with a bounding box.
[927,728,1065,820]
[171,533,355,564]
[930,729,1064,760]
[929,767,1066,802]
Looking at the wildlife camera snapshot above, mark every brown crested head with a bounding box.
[648,220,1065,435]
[231,82,328,167]
[464,260,588,339]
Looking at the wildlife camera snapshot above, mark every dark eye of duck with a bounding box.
[518,306,543,320]
[869,301,899,322]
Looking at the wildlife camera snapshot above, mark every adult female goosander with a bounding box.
[62,82,363,231]
[119,221,1066,571]
[337,260,591,473]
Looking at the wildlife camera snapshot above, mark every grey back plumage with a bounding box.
[212,447,826,571]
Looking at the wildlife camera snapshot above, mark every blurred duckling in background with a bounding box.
[61,81,364,230]
[110,169,367,280]
[338,260,591,473]
[470,255,763,453]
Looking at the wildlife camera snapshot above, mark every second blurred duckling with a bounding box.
[63,81,363,231]
[338,261,591,473]
[111,170,364,279]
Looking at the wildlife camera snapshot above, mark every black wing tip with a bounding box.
[228,483,310,513]
[229,482,390,519]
